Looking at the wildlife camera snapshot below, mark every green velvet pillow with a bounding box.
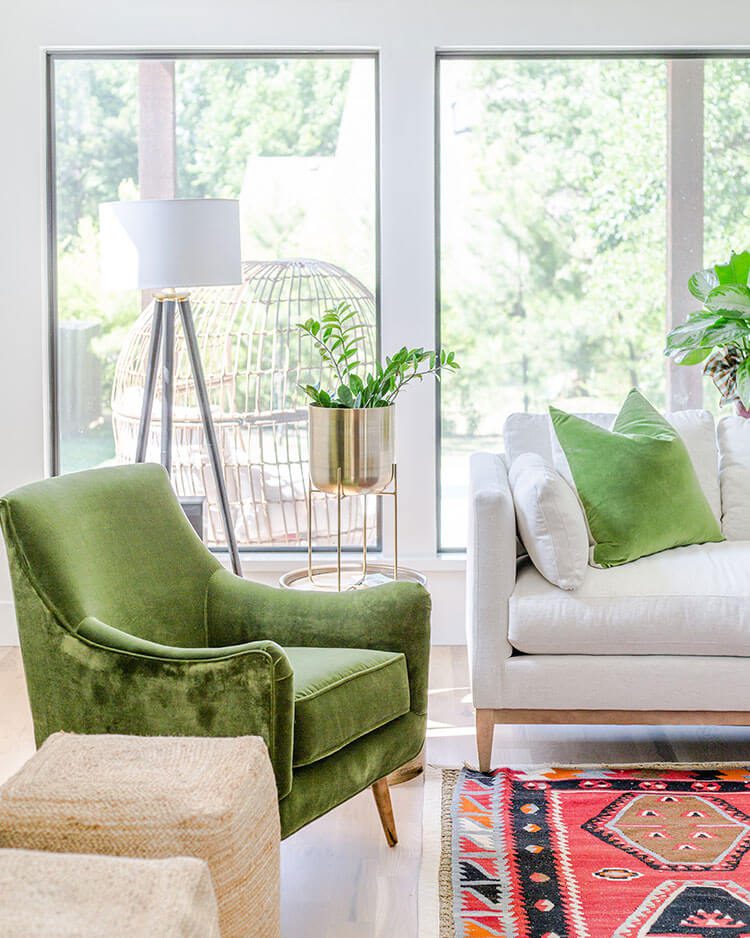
[549,389,724,568]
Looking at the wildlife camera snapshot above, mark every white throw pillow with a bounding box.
[508,453,589,591]
[718,415,750,539]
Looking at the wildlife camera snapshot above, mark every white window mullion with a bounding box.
[379,42,438,558]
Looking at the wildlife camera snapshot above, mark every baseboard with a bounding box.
[0,602,18,645]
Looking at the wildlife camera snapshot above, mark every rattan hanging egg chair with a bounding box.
[111,258,377,549]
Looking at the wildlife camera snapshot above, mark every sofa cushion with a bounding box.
[504,409,721,525]
[283,646,410,767]
[718,415,750,539]
[508,453,588,590]
[549,390,723,568]
[509,540,750,655]
[668,409,722,523]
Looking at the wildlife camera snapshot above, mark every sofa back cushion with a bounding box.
[504,408,721,525]
[718,416,750,539]
[505,412,613,465]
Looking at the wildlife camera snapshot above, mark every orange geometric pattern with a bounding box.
[448,766,750,937]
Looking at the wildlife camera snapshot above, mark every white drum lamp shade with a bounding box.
[99,198,242,290]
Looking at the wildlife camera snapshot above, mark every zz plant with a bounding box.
[665,250,750,409]
[299,302,459,408]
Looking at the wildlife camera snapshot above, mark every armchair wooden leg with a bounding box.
[476,708,495,773]
[371,777,398,847]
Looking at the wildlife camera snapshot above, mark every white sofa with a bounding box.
[466,410,750,771]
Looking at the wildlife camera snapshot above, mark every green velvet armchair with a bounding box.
[0,464,430,843]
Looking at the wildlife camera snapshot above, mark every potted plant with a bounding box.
[299,302,459,494]
[665,250,750,415]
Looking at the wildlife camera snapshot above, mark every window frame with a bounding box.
[45,48,382,553]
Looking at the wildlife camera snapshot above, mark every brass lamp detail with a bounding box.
[309,404,395,495]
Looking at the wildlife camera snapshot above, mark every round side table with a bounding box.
[279,562,426,591]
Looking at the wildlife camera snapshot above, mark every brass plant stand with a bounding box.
[278,463,426,592]
[309,463,397,592]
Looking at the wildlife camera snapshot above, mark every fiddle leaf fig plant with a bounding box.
[299,301,459,408]
[665,250,750,408]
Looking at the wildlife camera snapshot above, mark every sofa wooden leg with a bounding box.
[372,777,398,847]
[476,708,495,773]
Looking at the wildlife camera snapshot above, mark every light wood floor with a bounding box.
[2,645,750,936]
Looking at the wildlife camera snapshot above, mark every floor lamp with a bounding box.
[100,198,243,576]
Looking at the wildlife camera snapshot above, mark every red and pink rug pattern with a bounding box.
[425,765,750,938]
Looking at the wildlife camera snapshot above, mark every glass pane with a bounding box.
[53,55,377,550]
[704,58,750,415]
[704,59,750,263]
[438,58,667,549]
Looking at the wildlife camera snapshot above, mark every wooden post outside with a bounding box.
[666,59,704,411]
[137,60,177,309]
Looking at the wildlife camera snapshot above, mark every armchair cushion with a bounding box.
[509,540,750,656]
[284,647,409,767]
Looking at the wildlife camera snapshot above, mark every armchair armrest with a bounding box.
[206,574,431,719]
[63,617,294,797]
[466,453,517,707]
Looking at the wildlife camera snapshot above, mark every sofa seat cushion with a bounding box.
[509,541,750,655]
[283,646,410,767]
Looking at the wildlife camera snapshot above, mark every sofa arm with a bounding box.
[60,617,295,798]
[466,453,517,707]
[206,573,431,719]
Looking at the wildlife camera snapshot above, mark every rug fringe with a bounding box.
[418,767,443,938]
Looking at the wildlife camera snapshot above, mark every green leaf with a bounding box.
[349,374,364,395]
[715,251,750,286]
[318,389,332,406]
[737,357,750,408]
[698,318,750,348]
[300,383,320,403]
[665,317,718,352]
[337,384,354,407]
[704,283,750,315]
[688,268,719,301]
[673,347,712,366]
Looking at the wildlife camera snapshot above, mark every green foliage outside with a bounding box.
[54,57,354,468]
[175,59,351,197]
[440,58,667,439]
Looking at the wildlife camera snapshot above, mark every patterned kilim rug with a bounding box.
[419,764,750,938]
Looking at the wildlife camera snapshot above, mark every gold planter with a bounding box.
[308,404,395,495]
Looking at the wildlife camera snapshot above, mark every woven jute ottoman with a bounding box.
[0,734,280,938]
[0,847,220,937]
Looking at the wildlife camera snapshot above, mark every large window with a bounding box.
[438,55,750,549]
[49,53,378,550]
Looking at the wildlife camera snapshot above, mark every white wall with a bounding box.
[0,0,744,645]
